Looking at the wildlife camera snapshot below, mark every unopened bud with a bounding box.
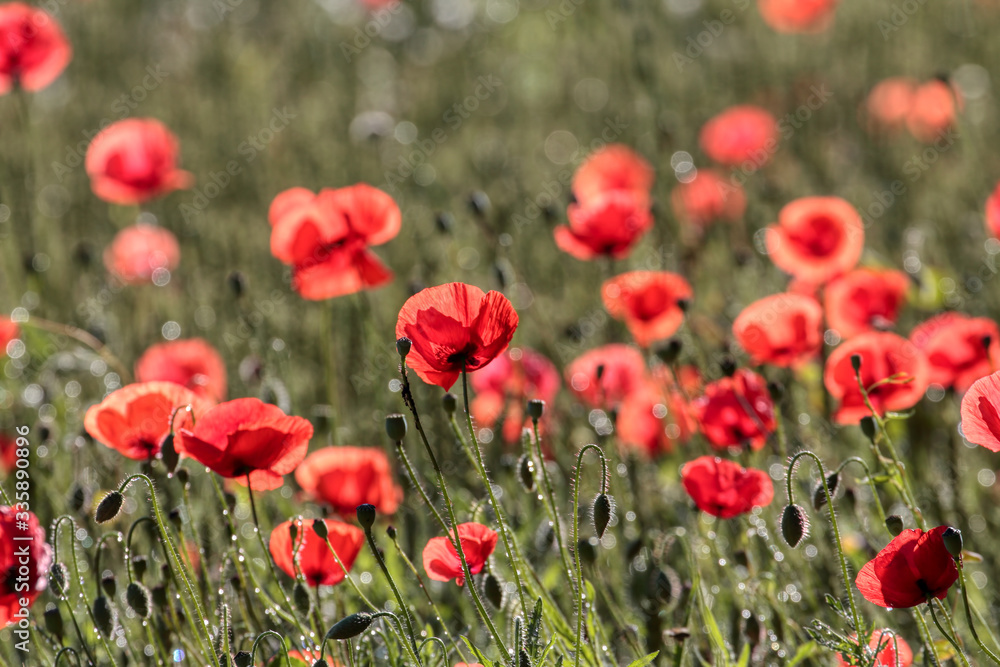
[592,494,614,539]
[396,337,411,359]
[386,525,397,540]
[95,491,124,523]
[312,519,328,540]
[126,582,151,618]
[44,607,63,639]
[228,271,247,298]
[850,354,863,373]
[482,572,503,609]
[357,504,377,530]
[101,574,116,597]
[719,356,737,377]
[49,562,69,598]
[442,393,457,415]
[326,612,375,640]
[234,652,253,667]
[812,473,840,511]
[885,515,904,536]
[293,582,312,616]
[942,527,963,558]
[160,433,179,474]
[780,504,809,548]
[385,414,407,442]
[526,399,545,422]
[517,454,535,492]
[860,416,877,442]
[654,339,683,365]
[93,596,115,637]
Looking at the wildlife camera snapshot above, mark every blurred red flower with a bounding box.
[699,105,778,168]
[733,293,823,368]
[960,370,1000,452]
[269,518,364,588]
[84,381,209,461]
[986,181,1000,240]
[824,268,910,339]
[0,3,71,94]
[855,527,958,608]
[764,196,864,285]
[865,78,917,135]
[905,79,959,143]
[0,317,18,359]
[86,119,193,205]
[757,0,838,33]
[0,507,51,625]
[566,344,648,409]
[571,144,653,208]
[617,379,695,456]
[824,332,928,424]
[670,169,746,228]
[692,369,775,450]
[0,434,17,474]
[470,348,560,443]
[681,456,773,519]
[837,629,912,667]
[295,446,402,516]
[555,191,652,260]
[135,338,227,403]
[602,271,693,347]
[396,282,519,389]
[103,223,180,285]
[422,522,497,586]
[176,397,313,490]
[911,312,999,393]
[269,184,401,300]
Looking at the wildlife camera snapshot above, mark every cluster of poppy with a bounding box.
[865,77,961,142]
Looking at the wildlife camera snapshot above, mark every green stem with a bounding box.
[929,598,971,667]
[530,418,576,587]
[572,444,608,667]
[957,562,1000,664]
[362,525,421,659]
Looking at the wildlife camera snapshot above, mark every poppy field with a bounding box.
[4,0,1000,666]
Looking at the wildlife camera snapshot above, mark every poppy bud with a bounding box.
[312,519,328,540]
[435,212,455,234]
[577,538,596,565]
[234,652,253,667]
[733,550,749,568]
[386,525,397,540]
[517,454,535,492]
[592,494,614,539]
[44,607,63,639]
[151,584,167,608]
[812,473,840,511]
[357,504,377,530]
[654,339,683,365]
[482,572,503,609]
[93,596,115,637]
[168,507,183,530]
[468,191,490,216]
[942,527,963,558]
[719,356,737,377]
[176,468,190,488]
[396,337,411,359]
[289,522,299,543]
[325,612,375,640]
[885,514,904,536]
[101,574,117,597]
[442,393,457,415]
[49,562,69,598]
[780,504,809,548]
[160,433,179,474]
[69,484,86,512]
[95,491,124,523]
[126,582,151,618]
[227,271,247,298]
[767,381,784,401]
[526,399,545,422]
[312,661,330,667]
[385,414,408,442]
[850,354,862,373]
[293,582,312,616]
[595,363,606,380]
[132,556,148,582]
[519,649,531,667]
[859,416,877,442]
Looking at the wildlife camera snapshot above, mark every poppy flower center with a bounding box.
[789,215,843,257]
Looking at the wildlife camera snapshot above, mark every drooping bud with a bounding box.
[885,514,904,536]
[234,652,253,667]
[293,582,312,616]
[95,491,124,523]
[44,607,64,639]
[228,271,247,298]
[850,354,863,373]
[312,519,328,540]
[126,582,151,618]
[442,393,457,415]
[160,433,179,474]
[357,504,377,530]
[860,416,877,442]
[151,584,167,608]
[101,574,117,597]
[132,556,148,582]
[942,527,964,559]
[719,356,737,377]
[654,339,682,365]
[517,454,535,492]
[526,399,545,422]
[386,525,397,540]
[175,468,190,488]
[312,661,330,667]
[592,494,614,539]
[812,473,840,511]
[482,572,503,609]
[93,596,115,637]
[49,562,69,598]
[396,337,411,359]
[385,414,408,442]
[288,522,298,543]
[780,504,809,548]
[325,612,376,640]
[767,381,784,402]
[69,484,86,512]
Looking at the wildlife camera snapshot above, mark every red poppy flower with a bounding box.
[422,522,498,586]
[135,338,227,403]
[681,456,774,519]
[959,370,1000,452]
[84,381,209,461]
[294,447,402,516]
[269,518,364,588]
[824,268,910,339]
[865,78,918,135]
[103,223,180,285]
[176,398,313,490]
[837,629,913,667]
[905,80,959,143]
[824,332,929,425]
[555,191,652,260]
[0,3,70,94]
[757,0,838,33]
[566,344,648,409]
[571,144,654,208]
[911,313,999,393]
[602,271,693,348]
[670,169,746,228]
[691,369,776,450]
[470,348,560,443]
[855,527,958,608]
[395,282,519,390]
[764,196,864,285]
[699,106,778,168]
[0,434,18,474]
[733,293,823,368]
[617,380,694,456]
[0,507,51,625]
[269,184,401,300]
[86,119,193,205]
[0,317,18,358]
[987,181,1000,240]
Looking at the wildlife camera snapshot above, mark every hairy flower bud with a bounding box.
[325,612,375,640]
[942,527,964,559]
[442,393,457,415]
[293,582,312,616]
[357,504,377,530]
[385,414,407,442]
[885,514,904,536]
[483,572,503,609]
[592,494,614,539]
[44,607,64,639]
[234,652,253,667]
[95,491,124,523]
[517,455,535,492]
[386,525,397,540]
[780,504,809,548]
[312,519,328,540]
[850,354,863,373]
[860,416,878,442]
[812,473,840,511]
[101,574,117,597]
[93,596,115,637]
[396,337,411,359]
[526,399,545,422]
[49,562,69,598]
[126,582,151,619]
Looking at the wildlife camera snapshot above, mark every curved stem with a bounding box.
[53,647,82,667]
[530,418,576,587]
[914,607,942,667]
[572,444,608,667]
[362,526,421,659]
[23,317,131,382]
[251,630,293,667]
[834,457,888,529]
[957,562,1000,664]
[929,598,971,667]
